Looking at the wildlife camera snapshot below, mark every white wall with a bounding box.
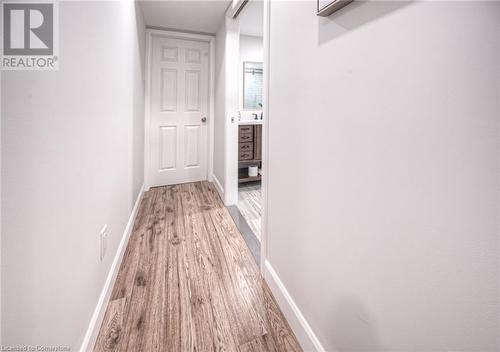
[240,35,263,63]
[0,63,2,348]
[214,15,240,205]
[214,21,228,196]
[239,35,263,118]
[133,2,146,200]
[266,1,500,351]
[1,1,146,349]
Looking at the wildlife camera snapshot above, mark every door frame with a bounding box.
[260,0,270,273]
[223,0,270,272]
[144,28,215,191]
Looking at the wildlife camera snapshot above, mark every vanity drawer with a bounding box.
[239,132,253,143]
[239,151,253,160]
[239,125,253,133]
[239,142,253,153]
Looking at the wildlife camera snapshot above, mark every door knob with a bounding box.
[201,117,207,122]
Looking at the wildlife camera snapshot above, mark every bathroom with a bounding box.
[228,0,264,256]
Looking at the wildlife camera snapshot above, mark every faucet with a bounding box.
[252,113,258,120]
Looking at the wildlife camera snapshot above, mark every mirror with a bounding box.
[243,61,263,110]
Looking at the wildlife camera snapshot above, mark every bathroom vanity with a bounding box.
[238,122,262,183]
[238,60,263,184]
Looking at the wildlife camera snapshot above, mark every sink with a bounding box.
[239,111,262,125]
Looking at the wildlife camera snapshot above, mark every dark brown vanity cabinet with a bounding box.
[254,124,262,161]
[238,124,262,183]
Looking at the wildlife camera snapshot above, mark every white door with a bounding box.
[149,35,209,187]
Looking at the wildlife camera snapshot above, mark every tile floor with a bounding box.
[237,182,262,240]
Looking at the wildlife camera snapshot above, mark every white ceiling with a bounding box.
[239,0,263,37]
[139,0,232,34]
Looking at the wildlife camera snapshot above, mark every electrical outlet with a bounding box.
[100,224,108,261]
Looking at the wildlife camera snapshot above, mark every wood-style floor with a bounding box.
[94,181,302,352]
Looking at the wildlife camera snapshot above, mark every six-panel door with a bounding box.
[150,36,209,187]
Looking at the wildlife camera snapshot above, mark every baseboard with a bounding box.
[80,184,145,352]
[264,260,326,352]
[211,174,225,201]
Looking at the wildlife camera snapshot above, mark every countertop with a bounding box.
[238,120,263,125]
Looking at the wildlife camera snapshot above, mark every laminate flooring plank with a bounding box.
[94,297,128,352]
[94,182,302,352]
[165,185,197,351]
[238,336,268,352]
[142,186,169,352]
[262,282,302,352]
[121,188,162,351]
[197,182,267,345]
[163,185,182,351]
[180,183,220,351]
[182,182,240,351]
[200,182,262,290]
[189,182,240,352]
[200,181,299,352]
[95,191,155,352]
[111,190,153,300]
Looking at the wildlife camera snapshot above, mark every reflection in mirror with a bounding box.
[243,61,263,110]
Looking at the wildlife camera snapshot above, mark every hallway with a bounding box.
[94,182,301,352]
[2,1,499,350]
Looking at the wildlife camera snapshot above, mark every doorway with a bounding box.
[225,0,265,266]
[145,30,215,188]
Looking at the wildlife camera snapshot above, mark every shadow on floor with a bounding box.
[227,205,261,266]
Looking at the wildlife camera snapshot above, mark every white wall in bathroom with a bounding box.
[239,35,263,120]
[240,34,263,63]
